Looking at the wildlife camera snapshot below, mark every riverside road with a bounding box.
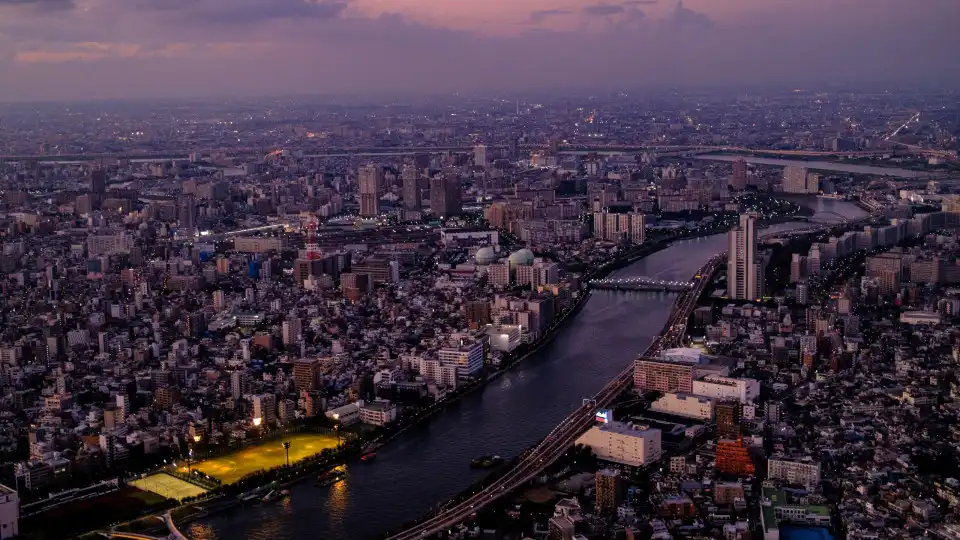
[187,197,866,540]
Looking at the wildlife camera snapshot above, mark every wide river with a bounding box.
[696,154,935,178]
[188,197,866,540]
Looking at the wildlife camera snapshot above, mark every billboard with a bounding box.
[595,408,613,424]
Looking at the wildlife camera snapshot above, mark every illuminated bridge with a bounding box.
[588,276,695,292]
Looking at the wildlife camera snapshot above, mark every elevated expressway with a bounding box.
[385,221,857,540]
[384,255,722,540]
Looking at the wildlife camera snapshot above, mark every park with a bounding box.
[189,432,340,485]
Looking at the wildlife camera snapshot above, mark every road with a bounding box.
[384,222,854,540]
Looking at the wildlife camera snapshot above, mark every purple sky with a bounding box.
[0,0,958,101]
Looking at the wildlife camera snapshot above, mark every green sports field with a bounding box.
[130,473,208,501]
[190,433,340,484]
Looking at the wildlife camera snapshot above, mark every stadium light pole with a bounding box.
[282,441,291,467]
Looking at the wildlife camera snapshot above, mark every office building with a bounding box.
[727,212,763,300]
[358,165,383,217]
[438,340,484,378]
[252,394,277,426]
[595,469,622,512]
[767,458,821,488]
[430,176,462,217]
[731,158,747,191]
[576,421,662,467]
[783,166,818,194]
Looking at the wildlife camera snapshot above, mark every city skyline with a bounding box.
[1,0,959,102]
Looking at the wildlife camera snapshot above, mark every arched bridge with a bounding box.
[588,276,695,292]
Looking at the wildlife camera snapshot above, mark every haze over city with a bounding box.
[2,1,960,540]
[1,0,959,101]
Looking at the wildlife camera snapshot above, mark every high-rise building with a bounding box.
[595,469,622,512]
[401,166,421,210]
[437,340,485,378]
[252,394,277,426]
[178,194,197,230]
[782,166,815,194]
[727,212,762,300]
[358,165,383,217]
[90,168,107,194]
[593,210,645,243]
[474,144,488,168]
[293,359,319,392]
[430,176,462,217]
[715,401,742,439]
[731,158,748,191]
[715,438,755,476]
[230,371,248,398]
[282,316,301,346]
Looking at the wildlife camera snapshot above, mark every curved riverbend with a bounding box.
[188,197,865,540]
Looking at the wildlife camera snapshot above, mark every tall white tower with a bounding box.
[727,212,761,300]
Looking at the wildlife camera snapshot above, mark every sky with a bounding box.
[0,0,958,102]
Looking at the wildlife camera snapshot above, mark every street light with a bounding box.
[282,441,291,467]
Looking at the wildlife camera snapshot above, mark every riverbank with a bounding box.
[61,239,681,540]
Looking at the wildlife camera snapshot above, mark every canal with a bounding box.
[187,198,866,540]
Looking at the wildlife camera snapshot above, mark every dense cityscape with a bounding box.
[0,80,959,540]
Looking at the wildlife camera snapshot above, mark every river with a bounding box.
[187,197,866,540]
[696,154,934,178]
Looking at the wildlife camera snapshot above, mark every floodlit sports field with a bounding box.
[191,433,340,484]
[130,473,208,501]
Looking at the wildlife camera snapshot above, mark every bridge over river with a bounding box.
[587,276,695,292]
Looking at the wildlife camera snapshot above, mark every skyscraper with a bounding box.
[358,165,383,217]
[474,144,488,168]
[178,194,197,230]
[90,168,107,194]
[727,212,763,300]
[731,158,747,191]
[401,166,421,210]
[430,176,462,218]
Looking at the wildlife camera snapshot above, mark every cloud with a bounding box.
[0,0,73,11]
[15,42,141,63]
[1,0,960,101]
[582,4,625,16]
[669,0,712,30]
[529,8,569,24]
